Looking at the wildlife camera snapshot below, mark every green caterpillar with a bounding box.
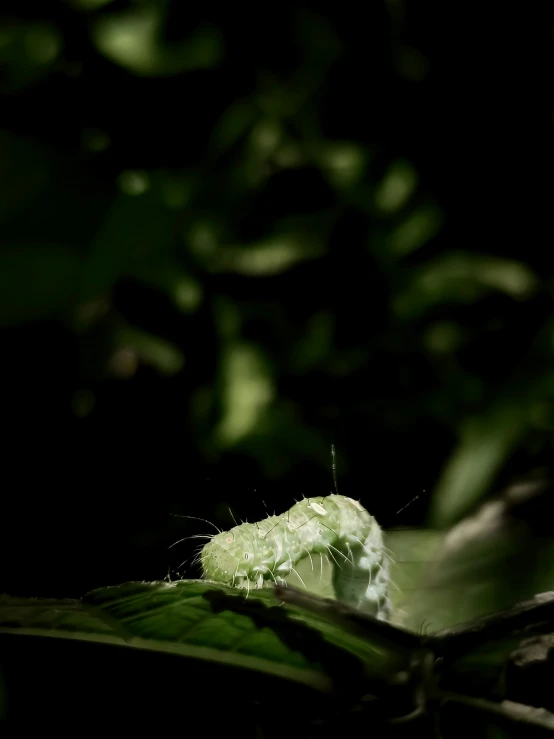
[200,494,391,620]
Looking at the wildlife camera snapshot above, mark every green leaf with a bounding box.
[0,580,414,692]
[398,493,554,633]
[188,231,326,276]
[0,246,82,326]
[385,528,445,626]
[388,203,443,257]
[394,252,537,319]
[114,325,184,375]
[429,404,528,528]
[214,341,275,447]
[374,160,418,214]
[0,132,50,224]
[3,582,554,734]
[91,7,222,77]
[0,20,62,94]
[79,189,174,302]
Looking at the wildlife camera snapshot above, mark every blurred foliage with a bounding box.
[0,1,552,604]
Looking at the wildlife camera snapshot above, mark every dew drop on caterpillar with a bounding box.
[200,494,391,620]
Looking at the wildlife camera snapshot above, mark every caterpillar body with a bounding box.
[200,494,391,620]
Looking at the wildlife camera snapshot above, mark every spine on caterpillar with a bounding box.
[200,494,391,620]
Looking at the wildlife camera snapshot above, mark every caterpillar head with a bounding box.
[201,530,264,588]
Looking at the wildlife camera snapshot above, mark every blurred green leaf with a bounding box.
[187,221,326,276]
[316,142,368,190]
[80,189,173,302]
[287,311,335,373]
[388,202,443,256]
[399,497,554,632]
[0,132,50,224]
[116,325,184,376]
[91,6,222,76]
[215,342,274,447]
[207,100,259,160]
[375,160,418,213]
[133,264,203,312]
[67,0,115,10]
[429,404,528,527]
[423,321,467,355]
[0,19,62,93]
[214,236,325,276]
[0,246,82,326]
[385,528,445,627]
[394,252,538,319]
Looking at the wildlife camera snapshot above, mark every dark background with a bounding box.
[1,1,550,598]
